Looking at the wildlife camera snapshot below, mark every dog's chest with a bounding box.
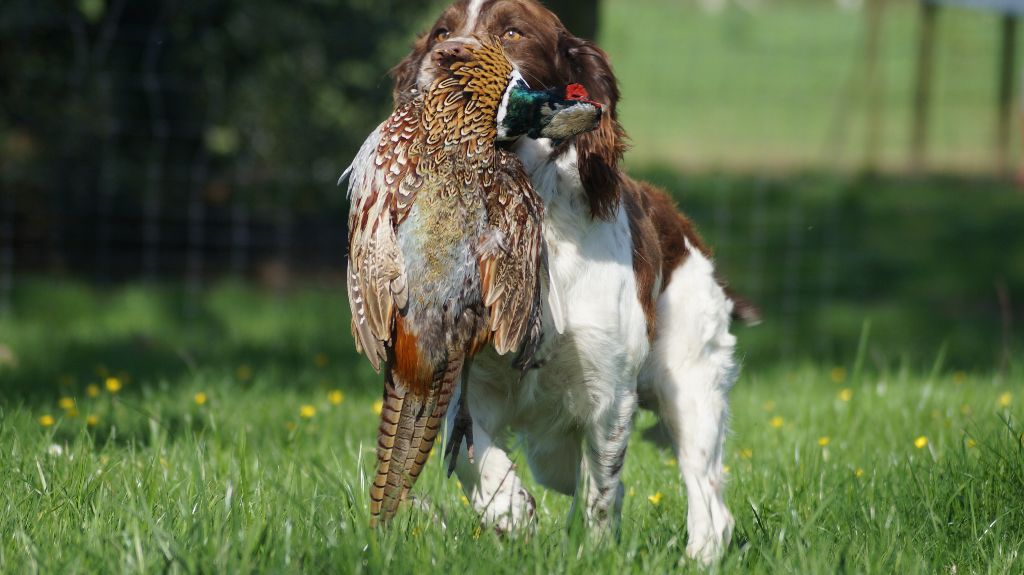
[469,140,649,429]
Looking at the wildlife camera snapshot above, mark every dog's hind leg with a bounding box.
[641,244,738,565]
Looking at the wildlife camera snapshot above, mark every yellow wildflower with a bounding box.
[648,491,664,505]
[965,438,977,449]
[236,364,253,382]
[194,392,208,406]
[58,397,76,411]
[739,448,753,460]
[830,367,847,384]
[770,416,785,429]
[39,415,55,427]
[299,405,316,419]
[104,377,122,393]
[86,384,100,398]
[818,436,831,447]
[838,388,853,402]
[664,457,677,467]
[855,468,865,478]
[372,400,383,415]
[998,392,1012,408]
[723,465,731,474]
[328,390,345,406]
[314,353,329,368]
[460,495,470,506]
[914,436,928,449]
[86,415,99,427]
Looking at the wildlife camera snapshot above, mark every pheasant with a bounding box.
[341,38,602,526]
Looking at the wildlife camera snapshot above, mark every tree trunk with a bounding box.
[543,0,600,40]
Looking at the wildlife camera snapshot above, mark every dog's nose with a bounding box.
[432,41,471,67]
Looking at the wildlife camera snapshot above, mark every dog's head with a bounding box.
[392,0,626,219]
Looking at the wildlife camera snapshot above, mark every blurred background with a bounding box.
[1,0,1022,393]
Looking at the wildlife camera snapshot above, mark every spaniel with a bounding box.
[388,0,757,563]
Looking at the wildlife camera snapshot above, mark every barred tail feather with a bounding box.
[370,352,465,526]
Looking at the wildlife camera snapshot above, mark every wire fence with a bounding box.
[1,0,1022,365]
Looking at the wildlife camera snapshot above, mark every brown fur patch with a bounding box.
[621,182,663,340]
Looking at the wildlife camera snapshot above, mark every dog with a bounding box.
[389,0,757,563]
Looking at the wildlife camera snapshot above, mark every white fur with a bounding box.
[466,0,486,30]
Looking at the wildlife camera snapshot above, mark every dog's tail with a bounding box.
[724,287,762,327]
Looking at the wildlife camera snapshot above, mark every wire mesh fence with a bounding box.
[1,0,1021,365]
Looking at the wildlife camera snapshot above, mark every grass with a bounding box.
[600,0,1020,171]
[1,281,1022,573]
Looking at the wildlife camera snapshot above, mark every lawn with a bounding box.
[1,282,1022,573]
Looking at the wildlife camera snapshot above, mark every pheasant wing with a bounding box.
[477,151,545,359]
[345,101,422,371]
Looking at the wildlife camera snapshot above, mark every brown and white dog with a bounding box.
[390,0,756,564]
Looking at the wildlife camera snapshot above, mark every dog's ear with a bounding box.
[558,32,628,220]
[390,33,431,107]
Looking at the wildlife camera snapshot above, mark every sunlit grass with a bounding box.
[0,282,1022,572]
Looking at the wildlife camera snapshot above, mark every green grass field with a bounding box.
[1,282,1022,573]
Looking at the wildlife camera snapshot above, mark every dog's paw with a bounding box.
[685,508,734,566]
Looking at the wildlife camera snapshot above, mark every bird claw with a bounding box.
[445,401,475,476]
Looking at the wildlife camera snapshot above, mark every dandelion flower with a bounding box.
[194,392,208,406]
[299,405,316,419]
[86,384,100,398]
[818,436,831,447]
[965,438,977,449]
[998,392,1012,408]
[830,367,847,384]
[855,468,865,478]
[739,448,753,459]
[838,388,853,402]
[86,415,99,427]
[914,436,928,449]
[328,390,345,406]
[770,416,784,429]
[105,377,122,393]
[723,465,731,474]
[236,364,253,382]
[58,397,76,411]
[372,400,383,415]
[460,495,470,506]
[314,353,329,368]
[648,491,663,505]
[39,415,55,427]
[664,457,677,467]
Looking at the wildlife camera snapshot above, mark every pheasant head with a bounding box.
[423,38,602,152]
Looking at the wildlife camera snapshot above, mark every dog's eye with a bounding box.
[434,28,450,43]
[504,28,524,41]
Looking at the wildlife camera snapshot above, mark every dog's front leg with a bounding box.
[447,386,536,534]
[572,384,637,536]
